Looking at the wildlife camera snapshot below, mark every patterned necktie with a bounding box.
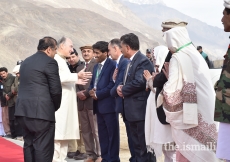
[123,60,131,85]
[94,63,102,89]
[86,62,89,68]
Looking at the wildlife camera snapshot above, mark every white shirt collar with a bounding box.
[116,54,123,65]
[130,51,139,61]
[100,58,107,66]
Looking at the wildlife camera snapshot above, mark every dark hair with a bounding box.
[109,38,121,48]
[70,48,78,56]
[197,46,202,50]
[225,8,230,15]
[92,41,109,53]
[146,48,151,53]
[120,33,139,50]
[37,37,57,51]
[0,67,8,73]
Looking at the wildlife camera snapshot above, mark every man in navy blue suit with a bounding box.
[117,33,156,162]
[109,38,135,162]
[89,41,120,162]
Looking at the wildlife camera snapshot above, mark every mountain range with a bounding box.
[0,0,227,71]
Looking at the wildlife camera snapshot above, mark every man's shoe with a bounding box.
[4,134,12,138]
[67,150,81,158]
[73,153,87,160]
[95,157,102,162]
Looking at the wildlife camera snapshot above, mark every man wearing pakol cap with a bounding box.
[215,1,230,161]
[76,45,101,162]
[143,18,188,162]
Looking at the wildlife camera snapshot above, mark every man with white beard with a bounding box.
[53,37,92,162]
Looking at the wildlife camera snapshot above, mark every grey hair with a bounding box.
[57,37,66,48]
[109,38,121,49]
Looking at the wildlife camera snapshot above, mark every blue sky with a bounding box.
[163,0,224,28]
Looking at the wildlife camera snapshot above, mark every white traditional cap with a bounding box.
[224,0,230,9]
[12,65,20,74]
[161,18,188,29]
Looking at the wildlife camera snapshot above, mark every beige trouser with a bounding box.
[79,108,101,157]
[53,140,69,162]
[68,138,85,153]
[2,106,10,134]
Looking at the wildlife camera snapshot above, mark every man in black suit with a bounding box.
[117,33,155,162]
[89,41,120,162]
[15,37,62,162]
[109,38,135,162]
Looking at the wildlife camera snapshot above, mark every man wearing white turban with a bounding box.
[215,1,230,161]
[162,27,218,162]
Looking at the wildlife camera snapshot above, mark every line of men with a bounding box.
[13,33,157,162]
[1,18,192,162]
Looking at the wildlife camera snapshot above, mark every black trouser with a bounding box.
[8,105,22,138]
[129,120,156,162]
[16,116,55,162]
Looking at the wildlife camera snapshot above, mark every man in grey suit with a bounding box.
[76,45,101,162]
[15,37,62,162]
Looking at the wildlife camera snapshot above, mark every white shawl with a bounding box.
[154,46,169,72]
[162,27,218,162]
[145,46,173,160]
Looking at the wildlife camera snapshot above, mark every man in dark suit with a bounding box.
[15,37,62,162]
[117,33,155,162]
[109,38,135,162]
[76,45,101,162]
[89,41,120,162]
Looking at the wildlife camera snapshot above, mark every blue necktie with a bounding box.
[94,64,102,89]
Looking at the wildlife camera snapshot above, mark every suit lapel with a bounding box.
[118,55,124,69]
[127,51,141,80]
[97,58,109,83]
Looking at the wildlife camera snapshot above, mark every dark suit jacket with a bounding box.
[15,51,62,122]
[122,51,154,122]
[110,55,129,113]
[76,59,97,111]
[89,58,116,114]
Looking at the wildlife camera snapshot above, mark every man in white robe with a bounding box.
[53,37,92,162]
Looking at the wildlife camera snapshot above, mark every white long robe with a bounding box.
[163,27,218,162]
[54,54,79,140]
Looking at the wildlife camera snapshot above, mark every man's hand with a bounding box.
[77,78,89,85]
[112,68,118,81]
[77,90,86,100]
[78,68,92,79]
[117,85,123,98]
[5,94,10,101]
[143,70,152,81]
[89,88,97,100]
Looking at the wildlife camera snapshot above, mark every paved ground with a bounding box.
[7,116,162,162]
